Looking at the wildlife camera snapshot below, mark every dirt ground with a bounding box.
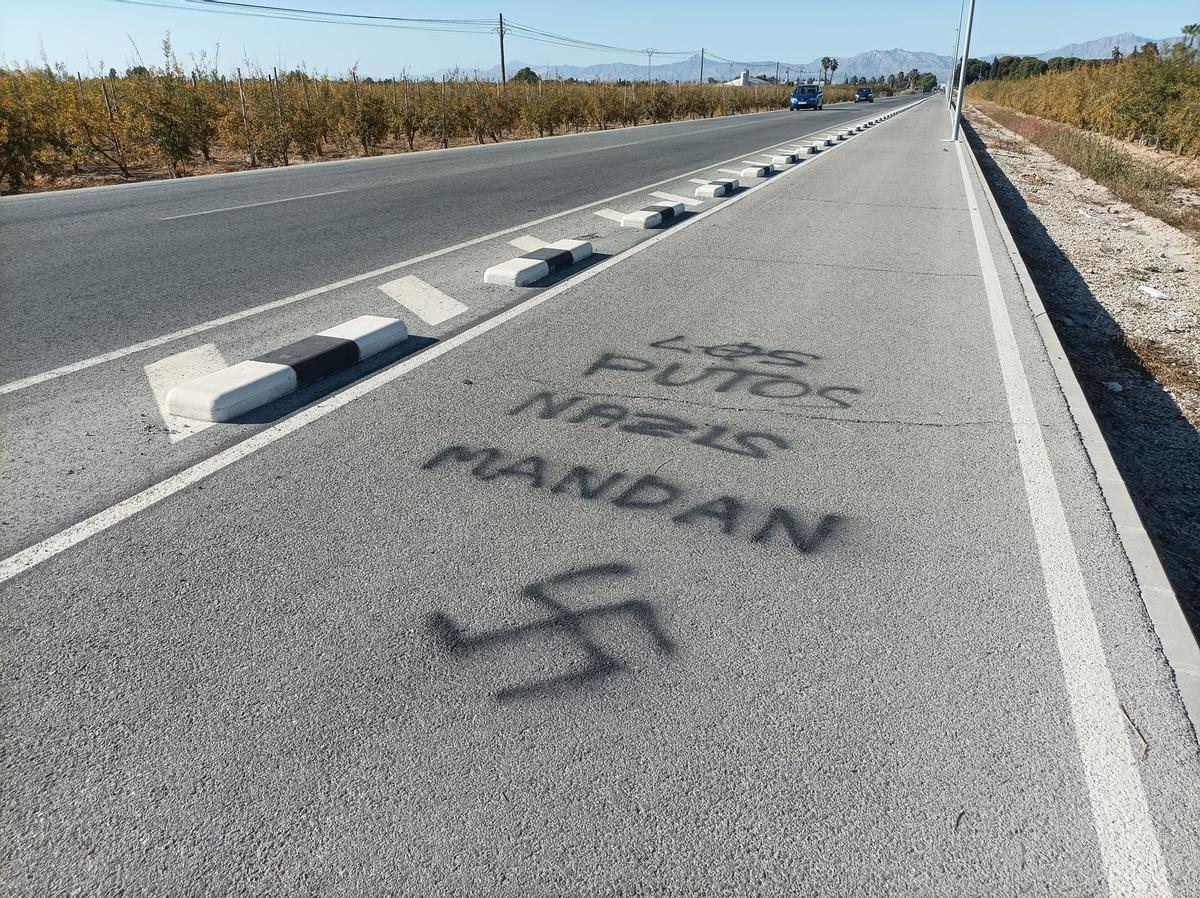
[963,106,1200,636]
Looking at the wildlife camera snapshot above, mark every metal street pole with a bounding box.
[699,47,705,84]
[950,0,975,140]
[948,28,960,106]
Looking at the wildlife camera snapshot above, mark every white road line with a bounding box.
[144,343,227,443]
[508,235,547,252]
[0,131,828,586]
[0,121,849,398]
[716,168,744,175]
[687,179,713,185]
[649,191,703,207]
[592,208,625,223]
[955,140,1171,896]
[377,275,466,325]
[158,190,348,221]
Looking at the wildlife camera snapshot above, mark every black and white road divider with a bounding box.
[695,179,738,198]
[483,239,593,287]
[621,201,686,229]
[166,315,409,423]
[740,163,772,178]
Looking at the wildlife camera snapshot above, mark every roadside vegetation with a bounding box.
[969,101,1200,236]
[964,30,1200,156]
[0,39,879,194]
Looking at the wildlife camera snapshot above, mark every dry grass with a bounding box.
[1122,334,1200,427]
[973,101,1200,237]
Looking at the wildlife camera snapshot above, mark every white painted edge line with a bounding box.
[956,139,1172,896]
[158,189,348,221]
[0,116,863,397]
[0,119,851,587]
[961,126,1200,732]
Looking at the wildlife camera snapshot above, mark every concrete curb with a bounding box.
[963,127,1200,735]
[695,179,739,198]
[483,239,593,287]
[621,201,686,229]
[166,315,409,423]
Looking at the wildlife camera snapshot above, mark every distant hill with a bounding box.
[431,48,957,84]
[427,32,1186,84]
[976,32,1182,61]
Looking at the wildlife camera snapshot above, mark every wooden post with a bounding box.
[271,67,288,165]
[236,67,256,167]
[440,75,448,148]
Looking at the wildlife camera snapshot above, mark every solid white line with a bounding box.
[144,343,227,443]
[0,119,858,397]
[158,190,347,220]
[592,208,625,223]
[650,191,703,207]
[0,125,835,586]
[378,275,466,326]
[508,235,547,252]
[954,139,1171,896]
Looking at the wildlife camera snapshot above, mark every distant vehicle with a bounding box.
[790,84,823,110]
[854,87,874,103]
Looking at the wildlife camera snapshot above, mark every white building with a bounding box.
[722,69,771,86]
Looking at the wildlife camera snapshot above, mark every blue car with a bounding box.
[790,84,823,110]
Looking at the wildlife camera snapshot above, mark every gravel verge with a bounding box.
[963,106,1199,638]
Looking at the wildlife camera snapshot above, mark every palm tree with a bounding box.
[829,58,839,83]
[820,56,831,83]
[1111,46,1123,60]
[1182,23,1199,50]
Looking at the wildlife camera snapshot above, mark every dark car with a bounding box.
[854,87,874,103]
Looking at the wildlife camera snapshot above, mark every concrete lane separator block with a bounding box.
[483,238,593,287]
[620,201,686,229]
[695,179,738,198]
[765,153,798,165]
[740,164,771,179]
[166,315,408,423]
[806,143,820,154]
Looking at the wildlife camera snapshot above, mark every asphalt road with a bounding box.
[3,99,1200,896]
[0,97,909,380]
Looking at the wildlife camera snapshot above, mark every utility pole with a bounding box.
[698,47,704,84]
[948,0,965,107]
[498,13,507,83]
[950,0,975,140]
[645,49,655,82]
[774,61,780,83]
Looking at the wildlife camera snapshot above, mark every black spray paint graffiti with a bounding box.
[648,335,818,368]
[421,445,844,554]
[583,353,861,409]
[427,563,676,700]
[508,391,789,459]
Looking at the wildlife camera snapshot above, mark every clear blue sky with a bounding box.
[1,0,1194,76]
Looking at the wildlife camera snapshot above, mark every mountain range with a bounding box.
[429,32,1182,83]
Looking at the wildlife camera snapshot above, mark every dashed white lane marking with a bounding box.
[508,235,547,252]
[592,208,625,223]
[649,191,703,207]
[144,343,227,443]
[716,168,744,176]
[159,190,348,221]
[955,139,1171,896]
[687,178,713,185]
[378,275,466,325]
